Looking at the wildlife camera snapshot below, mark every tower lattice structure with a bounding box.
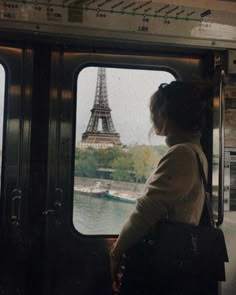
[82,68,121,146]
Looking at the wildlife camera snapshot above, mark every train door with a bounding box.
[42,47,226,295]
[0,45,33,294]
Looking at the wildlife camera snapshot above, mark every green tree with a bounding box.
[111,154,134,182]
[96,147,124,168]
[74,148,98,178]
[130,145,160,182]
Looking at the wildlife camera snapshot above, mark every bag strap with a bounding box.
[195,151,216,228]
[195,152,208,193]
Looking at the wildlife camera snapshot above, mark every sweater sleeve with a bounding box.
[111,145,197,257]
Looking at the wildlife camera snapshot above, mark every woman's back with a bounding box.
[162,138,208,225]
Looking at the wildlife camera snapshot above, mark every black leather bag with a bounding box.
[121,152,228,293]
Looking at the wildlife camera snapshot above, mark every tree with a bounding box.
[74,148,98,178]
[130,145,160,182]
[96,147,124,168]
[74,145,163,182]
[111,154,134,182]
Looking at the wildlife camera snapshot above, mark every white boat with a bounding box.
[105,190,137,203]
[74,181,107,196]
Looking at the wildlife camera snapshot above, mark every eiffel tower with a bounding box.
[81,68,122,146]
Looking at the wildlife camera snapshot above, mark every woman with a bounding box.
[110,81,212,294]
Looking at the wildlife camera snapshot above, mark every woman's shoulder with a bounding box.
[159,142,206,166]
[165,143,199,157]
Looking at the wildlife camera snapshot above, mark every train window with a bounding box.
[74,66,175,235]
[0,64,5,191]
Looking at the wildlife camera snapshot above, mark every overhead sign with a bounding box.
[0,0,236,45]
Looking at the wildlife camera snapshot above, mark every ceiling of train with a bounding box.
[0,0,235,47]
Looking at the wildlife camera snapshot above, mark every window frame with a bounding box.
[72,62,179,236]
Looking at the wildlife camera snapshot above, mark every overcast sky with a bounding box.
[76,67,175,146]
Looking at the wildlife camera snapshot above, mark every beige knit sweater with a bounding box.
[111,134,208,258]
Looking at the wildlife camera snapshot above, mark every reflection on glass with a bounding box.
[73,67,175,235]
[212,128,219,213]
[0,65,5,192]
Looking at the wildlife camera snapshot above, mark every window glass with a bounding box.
[212,128,219,213]
[74,66,175,235]
[0,64,5,191]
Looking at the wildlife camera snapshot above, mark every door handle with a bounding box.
[54,187,63,208]
[11,189,22,226]
[42,187,63,216]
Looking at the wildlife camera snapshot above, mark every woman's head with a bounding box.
[150,81,211,136]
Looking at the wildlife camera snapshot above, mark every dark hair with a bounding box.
[150,81,212,133]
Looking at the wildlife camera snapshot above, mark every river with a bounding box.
[73,192,136,235]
